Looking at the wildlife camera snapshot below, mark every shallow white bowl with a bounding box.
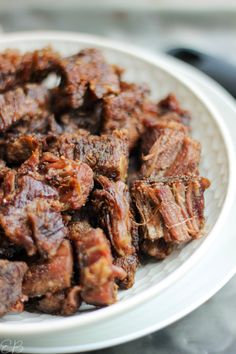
[0,31,235,337]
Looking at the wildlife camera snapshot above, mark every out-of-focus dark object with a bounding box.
[167,48,236,98]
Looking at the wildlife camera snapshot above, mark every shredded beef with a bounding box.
[102,82,150,149]
[5,135,39,164]
[113,254,139,289]
[23,240,73,297]
[0,46,210,317]
[141,120,200,178]
[27,199,67,258]
[51,48,120,111]
[141,239,173,260]
[8,113,62,137]
[45,130,129,181]
[0,171,65,257]
[0,84,49,132]
[0,259,28,316]
[41,153,94,211]
[92,175,135,257]
[36,286,81,315]
[0,47,60,93]
[69,221,123,306]
[157,94,191,126]
[132,176,210,258]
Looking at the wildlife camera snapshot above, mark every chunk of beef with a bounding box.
[74,130,129,181]
[23,240,73,297]
[141,239,173,260]
[69,221,123,306]
[0,47,60,92]
[35,292,65,314]
[41,153,94,211]
[52,48,120,111]
[113,254,139,289]
[164,137,201,177]
[141,120,187,156]
[0,205,36,256]
[14,174,58,207]
[36,286,81,315]
[0,259,28,316]
[132,176,210,258]
[102,82,150,149]
[5,135,39,164]
[43,130,89,160]
[157,94,191,126]
[0,84,49,132]
[92,175,135,257]
[0,172,64,257]
[142,94,191,129]
[27,199,67,258]
[141,120,200,178]
[45,130,129,181]
[60,286,81,315]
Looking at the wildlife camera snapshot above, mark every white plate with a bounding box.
[5,46,236,354]
[0,31,234,336]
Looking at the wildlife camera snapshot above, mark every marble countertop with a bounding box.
[0,6,235,353]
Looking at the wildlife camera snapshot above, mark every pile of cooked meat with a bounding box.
[0,47,210,317]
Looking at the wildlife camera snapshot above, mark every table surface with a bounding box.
[0,6,235,354]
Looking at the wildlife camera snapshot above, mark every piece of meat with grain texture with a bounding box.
[0,47,60,93]
[36,286,81,316]
[7,113,62,137]
[132,176,210,258]
[41,153,94,211]
[0,84,49,132]
[51,48,120,111]
[45,130,129,181]
[27,199,68,259]
[0,259,28,316]
[69,221,126,306]
[157,94,191,126]
[92,175,135,257]
[142,94,191,129]
[0,171,66,257]
[141,239,173,260]
[4,135,39,164]
[102,82,151,149]
[141,120,200,178]
[23,240,73,297]
[113,254,139,289]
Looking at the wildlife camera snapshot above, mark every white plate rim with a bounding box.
[0,31,235,336]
